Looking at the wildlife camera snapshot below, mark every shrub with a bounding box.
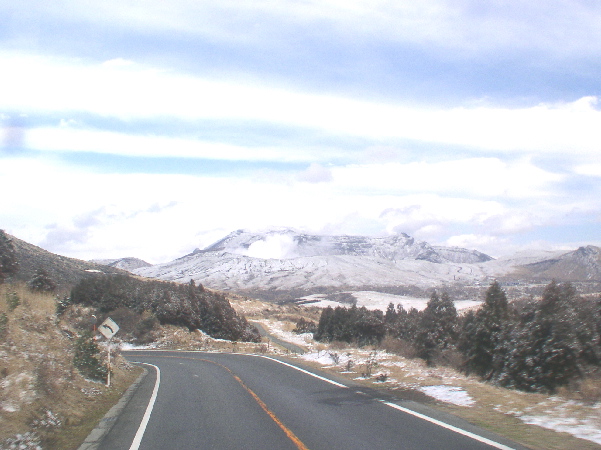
[73,332,108,382]
[55,295,71,316]
[293,317,317,334]
[5,291,20,311]
[27,269,57,293]
[0,313,8,340]
[133,315,160,344]
[380,335,417,358]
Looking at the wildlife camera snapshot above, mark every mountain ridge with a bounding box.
[198,229,493,263]
[131,229,601,297]
[90,257,152,271]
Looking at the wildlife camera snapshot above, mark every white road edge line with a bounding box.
[129,362,161,450]
[125,351,514,449]
[255,354,514,450]
[255,354,348,388]
[380,401,515,450]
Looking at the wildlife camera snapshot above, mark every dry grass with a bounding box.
[0,283,143,449]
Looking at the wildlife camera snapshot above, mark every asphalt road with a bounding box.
[101,351,524,450]
[250,321,306,354]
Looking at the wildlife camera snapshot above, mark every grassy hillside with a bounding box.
[0,283,142,449]
[7,232,126,292]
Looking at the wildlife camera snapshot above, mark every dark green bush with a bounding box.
[73,332,108,382]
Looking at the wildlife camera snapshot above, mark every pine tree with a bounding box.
[314,306,334,342]
[27,268,57,293]
[385,302,397,325]
[415,291,457,365]
[73,332,108,382]
[494,281,584,392]
[460,281,509,378]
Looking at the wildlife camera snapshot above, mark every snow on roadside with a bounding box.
[419,385,475,407]
[519,413,601,445]
[254,319,313,349]
[119,342,156,350]
[495,397,601,446]
[301,351,340,366]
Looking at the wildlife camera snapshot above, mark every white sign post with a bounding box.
[99,318,120,386]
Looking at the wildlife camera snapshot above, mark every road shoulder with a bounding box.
[78,368,149,450]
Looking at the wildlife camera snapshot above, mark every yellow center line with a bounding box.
[141,354,309,450]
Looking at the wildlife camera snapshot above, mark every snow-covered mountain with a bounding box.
[133,229,495,291]
[515,245,601,281]
[92,257,151,272]
[131,229,601,296]
[199,229,492,263]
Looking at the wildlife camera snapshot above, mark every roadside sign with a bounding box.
[98,317,119,339]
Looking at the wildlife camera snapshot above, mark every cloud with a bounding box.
[41,224,90,249]
[7,1,601,58]
[2,52,601,160]
[445,234,511,258]
[379,195,505,237]
[297,163,333,183]
[236,234,298,259]
[26,126,307,162]
[574,163,601,177]
[0,151,595,262]
[332,157,564,199]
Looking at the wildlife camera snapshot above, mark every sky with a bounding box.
[1,1,600,263]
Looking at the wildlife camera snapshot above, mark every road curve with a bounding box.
[102,350,524,450]
[250,321,306,354]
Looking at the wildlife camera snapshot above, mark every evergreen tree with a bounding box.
[384,302,397,327]
[494,281,584,392]
[314,306,334,341]
[73,332,108,382]
[69,273,260,342]
[354,306,385,346]
[415,291,457,365]
[27,268,57,293]
[460,281,509,378]
[404,307,421,341]
[314,305,385,345]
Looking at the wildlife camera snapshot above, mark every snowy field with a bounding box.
[298,291,482,312]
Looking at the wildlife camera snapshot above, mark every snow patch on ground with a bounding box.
[119,342,157,350]
[494,397,601,445]
[520,414,601,445]
[419,385,476,407]
[299,291,482,312]
[301,351,340,366]
[255,320,314,349]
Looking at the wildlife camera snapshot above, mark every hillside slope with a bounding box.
[0,284,142,448]
[7,233,126,292]
[516,245,601,281]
